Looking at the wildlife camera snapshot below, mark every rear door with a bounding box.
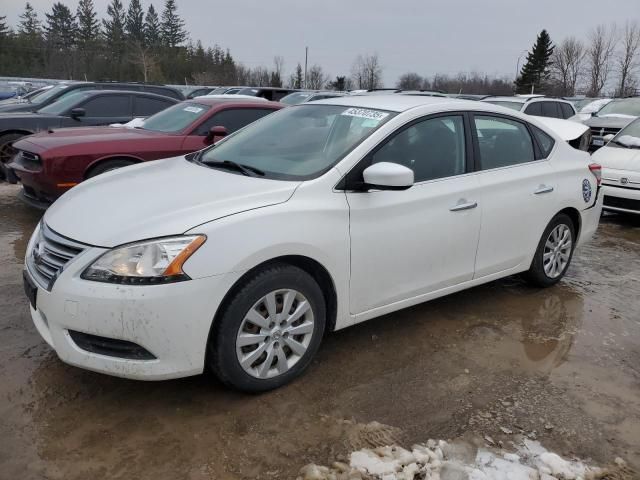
[471,114,557,278]
[77,94,133,125]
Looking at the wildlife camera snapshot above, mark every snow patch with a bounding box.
[297,438,620,480]
[616,135,640,148]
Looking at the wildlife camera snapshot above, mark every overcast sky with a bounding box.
[3,0,638,85]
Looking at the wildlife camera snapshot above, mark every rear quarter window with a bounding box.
[531,125,555,157]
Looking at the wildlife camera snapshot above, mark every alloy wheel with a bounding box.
[235,289,315,379]
[543,224,572,279]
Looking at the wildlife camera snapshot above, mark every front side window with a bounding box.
[371,115,466,182]
[198,104,396,180]
[194,108,275,136]
[82,95,131,117]
[37,91,93,115]
[142,102,210,133]
[474,115,535,169]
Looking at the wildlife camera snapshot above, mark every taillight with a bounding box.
[589,163,602,186]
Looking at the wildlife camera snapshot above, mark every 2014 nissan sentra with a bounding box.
[23,96,603,392]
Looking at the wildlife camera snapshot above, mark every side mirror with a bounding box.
[603,134,615,143]
[362,162,414,191]
[206,125,228,143]
[70,108,86,119]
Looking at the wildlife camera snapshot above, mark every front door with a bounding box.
[346,114,482,315]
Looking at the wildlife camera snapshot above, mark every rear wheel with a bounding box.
[524,213,576,287]
[86,159,136,178]
[208,264,326,392]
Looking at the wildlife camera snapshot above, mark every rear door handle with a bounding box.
[450,200,478,212]
[534,185,554,194]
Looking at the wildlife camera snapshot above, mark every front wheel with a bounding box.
[208,264,326,392]
[523,213,576,287]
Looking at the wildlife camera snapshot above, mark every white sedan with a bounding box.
[23,96,603,391]
[592,117,640,214]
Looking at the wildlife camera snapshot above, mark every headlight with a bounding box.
[81,235,206,284]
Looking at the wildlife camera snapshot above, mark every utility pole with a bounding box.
[304,46,308,89]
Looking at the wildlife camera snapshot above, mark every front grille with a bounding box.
[590,127,621,137]
[603,195,640,212]
[27,224,86,290]
[68,330,157,360]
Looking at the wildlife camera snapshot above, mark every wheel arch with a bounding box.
[205,255,338,361]
[556,207,582,242]
[0,129,35,140]
[84,155,144,179]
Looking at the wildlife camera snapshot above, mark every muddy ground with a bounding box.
[0,182,639,479]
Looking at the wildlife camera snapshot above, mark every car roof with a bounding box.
[81,90,178,101]
[311,94,472,112]
[183,97,280,107]
[483,96,573,105]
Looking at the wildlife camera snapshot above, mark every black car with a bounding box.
[0,90,178,179]
[235,87,300,101]
[0,82,184,114]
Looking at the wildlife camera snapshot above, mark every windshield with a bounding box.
[597,98,640,117]
[30,84,70,104]
[280,92,314,105]
[611,118,640,149]
[142,102,210,133]
[198,104,396,180]
[37,91,92,115]
[484,101,523,111]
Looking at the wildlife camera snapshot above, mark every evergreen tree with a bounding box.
[0,16,8,39]
[76,0,100,78]
[160,0,186,48]
[126,0,145,44]
[44,2,78,77]
[293,63,303,88]
[76,0,99,46]
[103,0,126,78]
[19,3,41,39]
[144,4,161,47]
[515,30,555,94]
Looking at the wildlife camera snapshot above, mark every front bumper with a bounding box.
[25,249,242,380]
[602,184,640,214]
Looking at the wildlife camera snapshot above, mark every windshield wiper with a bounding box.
[205,160,265,177]
[610,139,632,148]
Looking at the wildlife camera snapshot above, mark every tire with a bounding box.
[208,264,326,392]
[523,213,576,288]
[86,159,136,178]
[0,132,26,167]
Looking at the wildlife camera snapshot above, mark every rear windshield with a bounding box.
[142,102,210,133]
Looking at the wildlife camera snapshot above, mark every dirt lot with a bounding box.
[0,182,639,479]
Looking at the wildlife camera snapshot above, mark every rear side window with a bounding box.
[144,86,182,100]
[81,95,131,117]
[560,103,574,119]
[524,103,542,116]
[134,96,174,116]
[474,115,535,169]
[531,125,555,157]
[541,102,561,118]
[195,108,275,135]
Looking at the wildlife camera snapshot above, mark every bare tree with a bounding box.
[551,37,586,96]
[130,40,157,82]
[616,21,640,96]
[306,64,329,89]
[397,72,424,90]
[586,24,618,96]
[351,53,383,89]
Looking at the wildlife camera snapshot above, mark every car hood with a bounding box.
[531,116,588,141]
[45,157,300,248]
[0,101,38,113]
[592,145,640,171]
[584,115,637,129]
[17,126,167,150]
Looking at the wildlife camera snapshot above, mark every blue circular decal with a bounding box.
[582,179,592,203]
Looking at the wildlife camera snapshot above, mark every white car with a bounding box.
[481,96,577,120]
[592,117,640,214]
[23,96,603,391]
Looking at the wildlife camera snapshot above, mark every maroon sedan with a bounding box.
[9,98,283,208]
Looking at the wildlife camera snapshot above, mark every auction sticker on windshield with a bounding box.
[341,108,389,121]
[184,106,204,114]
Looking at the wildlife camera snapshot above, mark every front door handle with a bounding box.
[450,200,478,212]
[534,185,554,195]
